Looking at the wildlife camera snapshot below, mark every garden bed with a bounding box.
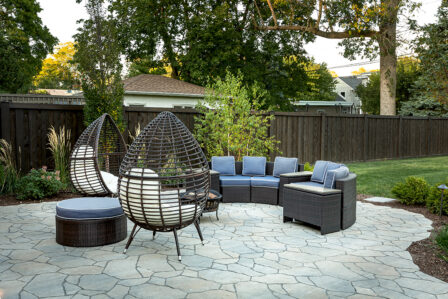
[0,192,81,206]
[358,194,448,283]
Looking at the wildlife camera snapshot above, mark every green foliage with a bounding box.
[304,162,314,172]
[16,168,64,200]
[0,0,57,93]
[391,176,429,205]
[47,126,71,184]
[357,58,421,115]
[74,0,124,129]
[426,179,448,216]
[436,225,448,262]
[111,0,335,110]
[295,61,336,102]
[411,2,448,105]
[399,97,448,117]
[0,139,20,194]
[194,71,280,160]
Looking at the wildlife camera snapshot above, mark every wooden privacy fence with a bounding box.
[1,101,448,172]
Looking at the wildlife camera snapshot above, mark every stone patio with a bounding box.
[0,201,447,299]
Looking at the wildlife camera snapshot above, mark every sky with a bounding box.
[37,0,441,77]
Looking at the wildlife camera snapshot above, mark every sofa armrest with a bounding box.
[210,170,220,191]
[298,163,305,172]
[278,171,312,206]
[335,173,357,229]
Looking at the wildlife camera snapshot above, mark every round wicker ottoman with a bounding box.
[56,197,127,247]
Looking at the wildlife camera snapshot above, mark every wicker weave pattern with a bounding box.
[118,111,210,233]
[69,114,126,196]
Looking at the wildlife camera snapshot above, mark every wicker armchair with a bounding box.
[118,111,209,261]
[70,114,126,196]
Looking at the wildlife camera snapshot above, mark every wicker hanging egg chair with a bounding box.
[70,113,126,196]
[119,111,210,261]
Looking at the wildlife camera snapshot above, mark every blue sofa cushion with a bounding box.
[242,156,266,176]
[251,176,280,188]
[56,197,124,219]
[311,160,329,183]
[212,156,236,176]
[272,157,298,177]
[292,181,325,188]
[220,175,251,186]
[324,166,349,189]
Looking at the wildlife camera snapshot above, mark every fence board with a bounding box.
[1,101,448,171]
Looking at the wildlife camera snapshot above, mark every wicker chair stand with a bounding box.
[70,114,126,196]
[119,112,209,261]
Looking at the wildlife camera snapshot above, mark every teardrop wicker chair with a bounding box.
[119,111,210,261]
[70,114,127,196]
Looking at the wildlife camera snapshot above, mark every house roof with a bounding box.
[123,74,205,96]
[335,94,346,102]
[338,76,363,90]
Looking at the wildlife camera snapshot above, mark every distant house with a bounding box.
[123,74,204,108]
[334,75,370,112]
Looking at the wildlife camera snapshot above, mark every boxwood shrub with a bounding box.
[391,176,429,205]
[426,180,448,216]
[16,168,64,200]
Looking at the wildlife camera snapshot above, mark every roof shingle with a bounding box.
[123,74,205,95]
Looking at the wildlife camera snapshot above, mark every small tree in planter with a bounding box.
[194,71,280,160]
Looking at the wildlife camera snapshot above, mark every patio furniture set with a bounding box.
[55,112,357,261]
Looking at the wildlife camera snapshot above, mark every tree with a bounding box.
[253,0,419,115]
[112,0,335,110]
[412,2,448,105]
[295,60,336,102]
[33,42,80,89]
[194,71,280,160]
[0,0,57,93]
[74,0,124,128]
[356,57,420,114]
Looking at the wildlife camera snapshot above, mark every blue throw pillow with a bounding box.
[311,160,329,183]
[211,156,236,176]
[324,166,349,189]
[242,156,266,176]
[273,157,298,177]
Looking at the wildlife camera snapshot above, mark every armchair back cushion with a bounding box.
[311,160,329,183]
[273,157,298,177]
[212,156,236,176]
[242,156,266,176]
[324,166,349,189]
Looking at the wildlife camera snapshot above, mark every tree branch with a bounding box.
[255,24,378,39]
[316,0,323,29]
[266,0,278,27]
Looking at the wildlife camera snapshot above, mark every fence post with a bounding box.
[427,116,431,156]
[398,115,403,158]
[320,113,326,160]
[363,114,368,161]
[1,101,10,142]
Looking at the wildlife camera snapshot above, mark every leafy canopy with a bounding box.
[112,0,335,110]
[194,71,280,160]
[0,0,57,93]
[74,0,124,129]
[33,42,81,89]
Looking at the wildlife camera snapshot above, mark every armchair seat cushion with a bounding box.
[56,197,124,219]
[251,176,280,188]
[292,181,325,188]
[220,175,251,186]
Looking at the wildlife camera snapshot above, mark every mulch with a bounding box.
[0,192,81,206]
[358,194,448,283]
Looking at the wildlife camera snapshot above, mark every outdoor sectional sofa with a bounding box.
[210,156,304,205]
[211,157,357,234]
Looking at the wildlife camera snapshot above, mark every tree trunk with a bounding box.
[378,0,399,115]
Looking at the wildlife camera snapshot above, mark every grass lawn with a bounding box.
[347,156,448,198]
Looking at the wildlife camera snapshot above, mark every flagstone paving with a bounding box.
[0,201,447,298]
